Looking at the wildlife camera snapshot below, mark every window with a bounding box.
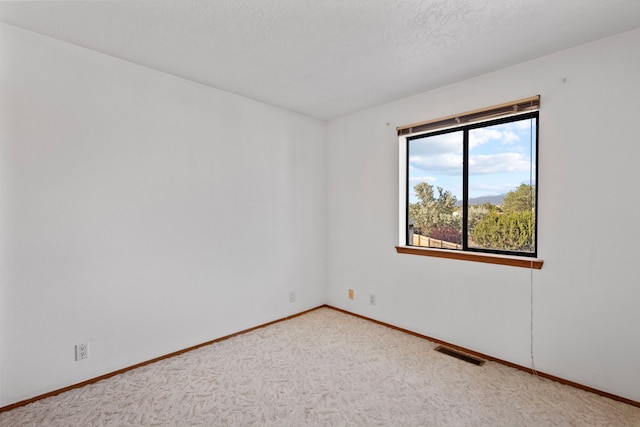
[397,97,541,264]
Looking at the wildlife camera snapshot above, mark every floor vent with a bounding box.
[434,346,485,366]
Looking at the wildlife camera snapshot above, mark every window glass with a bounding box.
[408,131,463,249]
[406,113,538,257]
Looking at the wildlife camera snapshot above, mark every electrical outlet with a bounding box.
[370,294,376,305]
[75,343,88,361]
[348,289,354,299]
[289,291,296,303]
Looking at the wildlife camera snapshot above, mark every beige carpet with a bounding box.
[1,307,639,426]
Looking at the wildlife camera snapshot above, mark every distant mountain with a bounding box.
[470,194,505,206]
[456,194,505,206]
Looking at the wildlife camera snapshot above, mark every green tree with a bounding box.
[502,183,535,213]
[467,203,499,233]
[409,182,460,237]
[471,210,535,251]
[470,184,536,251]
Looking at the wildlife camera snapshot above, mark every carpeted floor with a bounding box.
[1,307,639,426]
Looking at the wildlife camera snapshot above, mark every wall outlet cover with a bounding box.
[75,343,89,361]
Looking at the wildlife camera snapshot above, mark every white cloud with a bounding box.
[409,153,462,175]
[468,152,530,174]
[469,128,502,148]
[409,132,462,156]
[501,131,520,144]
[409,175,436,185]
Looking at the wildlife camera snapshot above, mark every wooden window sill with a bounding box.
[395,246,544,269]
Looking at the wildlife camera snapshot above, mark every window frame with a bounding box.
[397,110,543,268]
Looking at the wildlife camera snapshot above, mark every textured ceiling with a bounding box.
[1,0,640,120]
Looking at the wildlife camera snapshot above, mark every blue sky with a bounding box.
[408,117,536,203]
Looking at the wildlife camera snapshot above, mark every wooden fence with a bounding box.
[412,234,462,250]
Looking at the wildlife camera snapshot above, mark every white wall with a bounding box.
[0,23,326,407]
[327,28,640,402]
